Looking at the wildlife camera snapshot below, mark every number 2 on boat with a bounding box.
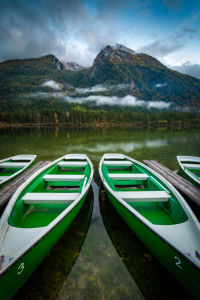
[175,257,182,269]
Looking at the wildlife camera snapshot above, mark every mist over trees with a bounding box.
[0,98,199,125]
[0,51,200,127]
[0,53,200,110]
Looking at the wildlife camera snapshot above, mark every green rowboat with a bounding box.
[0,154,93,300]
[177,156,200,189]
[0,155,36,188]
[99,153,200,299]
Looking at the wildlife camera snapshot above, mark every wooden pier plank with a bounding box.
[0,161,50,208]
[150,160,198,188]
[145,160,200,193]
[144,160,200,207]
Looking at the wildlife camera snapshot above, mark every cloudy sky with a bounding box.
[0,0,200,78]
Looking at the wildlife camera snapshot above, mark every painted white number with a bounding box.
[175,256,182,269]
[18,263,24,274]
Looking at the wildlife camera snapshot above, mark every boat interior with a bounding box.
[102,156,188,226]
[8,156,91,229]
[181,160,200,181]
[0,155,34,182]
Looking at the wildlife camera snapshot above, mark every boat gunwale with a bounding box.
[0,155,37,186]
[0,154,94,277]
[99,153,200,271]
[177,155,200,186]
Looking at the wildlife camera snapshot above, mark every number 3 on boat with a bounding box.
[0,154,94,300]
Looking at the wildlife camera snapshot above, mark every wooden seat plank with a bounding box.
[11,156,33,161]
[115,191,170,202]
[43,174,84,181]
[180,158,200,162]
[103,161,132,166]
[22,192,79,204]
[0,162,28,168]
[104,154,125,160]
[182,164,200,170]
[109,173,148,180]
[64,154,86,160]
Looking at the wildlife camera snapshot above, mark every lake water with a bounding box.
[1,126,199,300]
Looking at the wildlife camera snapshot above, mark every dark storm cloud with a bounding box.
[182,27,198,34]
[0,0,89,61]
[97,0,152,14]
[175,27,199,39]
[0,0,199,68]
[1,0,152,65]
[162,0,182,9]
[0,0,126,65]
[138,25,199,59]
[138,38,184,57]
[170,61,200,79]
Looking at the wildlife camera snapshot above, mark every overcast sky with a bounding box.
[0,0,200,78]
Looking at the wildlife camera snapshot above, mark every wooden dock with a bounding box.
[144,160,200,207]
[0,161,50,208]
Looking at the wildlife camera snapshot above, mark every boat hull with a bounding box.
[179,166,200,189]
[0,158,36,189]
[104,186,200,299]
[0,192,87,300]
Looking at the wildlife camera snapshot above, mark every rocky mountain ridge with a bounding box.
[95,44,137,63]
[0,44,200,109]
[49,54,84,72]
[62,62,85,71]
[53,44,140,73]
[51,43,165,79]
[90,44,163,77]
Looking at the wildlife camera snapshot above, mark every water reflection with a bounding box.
[55,127,59,138]
[1,126,199,299]
[66,139,169,153]
[13,188,93,300]
[100,185,194,300]
[0,127,199,173]
[57,181,144,300]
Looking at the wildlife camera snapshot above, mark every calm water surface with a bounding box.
[1,126,200,300]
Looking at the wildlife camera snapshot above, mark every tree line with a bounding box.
[0,101,199,125]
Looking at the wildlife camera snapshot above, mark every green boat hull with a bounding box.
[105,187,200,299]
[0,192,87,300]
[0,158,36,189]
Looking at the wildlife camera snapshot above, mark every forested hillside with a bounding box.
[0,45,200,109]
[0,44,200,125]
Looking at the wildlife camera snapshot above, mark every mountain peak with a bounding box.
[98,44,137,61]
[102,43,136,55]
[91,43,137,77]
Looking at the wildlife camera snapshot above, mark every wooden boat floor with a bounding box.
[57,170,84,175]
[19,204,69,228]
[128,202,174,225]
[107,169,133,174]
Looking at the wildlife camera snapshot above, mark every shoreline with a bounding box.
[0,122,199,128]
